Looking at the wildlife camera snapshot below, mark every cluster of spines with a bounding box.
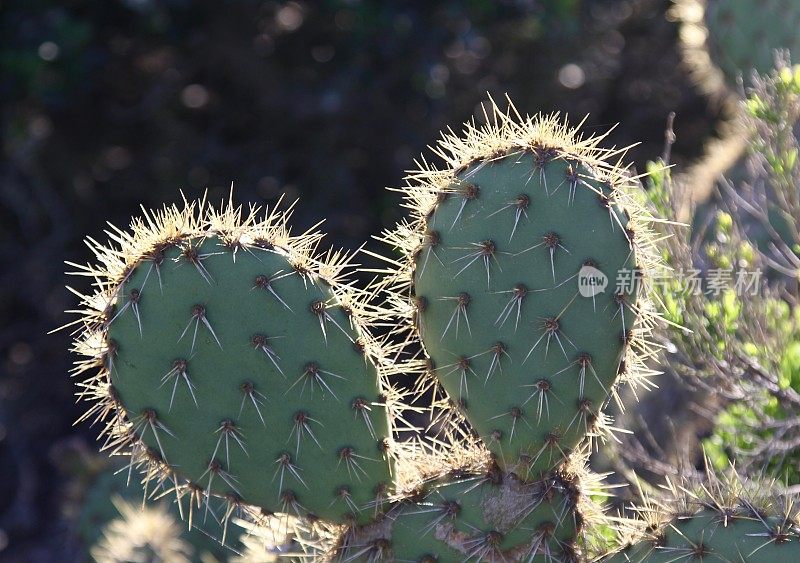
[64,193,416,538]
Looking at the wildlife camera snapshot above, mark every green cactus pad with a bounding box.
[601,468,800,563]
[70,200,393,526]
[674,0,800,100]
[706,0,800,86]
[604,508,800,562]
[109,236,389,524]
[412,150,638,474]
[341,470,582,562]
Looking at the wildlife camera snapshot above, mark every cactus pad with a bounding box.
[69,198,394,525]
[605,507,800,563]
[601,467,800,563]
[340,468,583,562]
[674,0,800,100]
[384,102,658,475]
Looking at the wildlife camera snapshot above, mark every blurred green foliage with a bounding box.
[642,152,800,483]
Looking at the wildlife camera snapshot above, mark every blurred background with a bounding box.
[0,0,725,560]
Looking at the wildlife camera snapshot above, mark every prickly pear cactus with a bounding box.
[383,101,658,476]
[607,509,800,562]
[64,104,666,563]
[601,467,800,563]
[706,0,800,84]
[673,0,800,99]
[68,197,395,526]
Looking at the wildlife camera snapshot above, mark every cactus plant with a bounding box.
[66,101,666,562]
[673,0,800,101]
[91,499,196,563]
[340,462,595,562]
[601,467,800,563]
